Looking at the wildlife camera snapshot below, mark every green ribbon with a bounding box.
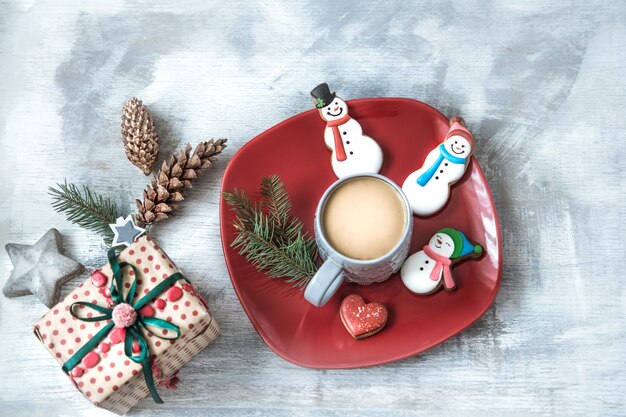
[62,248,187,404]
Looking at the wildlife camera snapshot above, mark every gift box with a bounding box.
[33,235,220,414]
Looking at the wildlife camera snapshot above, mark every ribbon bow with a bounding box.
[62,248,187,404]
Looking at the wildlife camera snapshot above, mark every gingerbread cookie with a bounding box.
[400,228,483,295]
[339,294,388,339]
[310,83,383,179]
[402,117,474,216]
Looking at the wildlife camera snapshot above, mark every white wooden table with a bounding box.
[1,1,624,415]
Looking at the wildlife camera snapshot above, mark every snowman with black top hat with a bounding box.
[311,83,384,179]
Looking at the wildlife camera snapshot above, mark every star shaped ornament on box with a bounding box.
[3,228,84,307]
[109,215,146,247]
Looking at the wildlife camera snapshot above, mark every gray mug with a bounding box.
[304,174,413,307]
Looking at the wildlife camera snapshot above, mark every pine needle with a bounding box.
[223,175,318,288]
[49,181,118,243]
[260,175,290,227]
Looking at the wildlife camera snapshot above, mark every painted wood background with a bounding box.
[1,1,624,415]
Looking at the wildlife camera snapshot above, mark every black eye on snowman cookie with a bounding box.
[448,136,470,155]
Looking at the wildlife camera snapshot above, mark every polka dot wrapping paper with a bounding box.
[33,235,220,414]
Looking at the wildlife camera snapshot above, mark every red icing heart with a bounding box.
[339,294,388,340]
[110,327,126,345]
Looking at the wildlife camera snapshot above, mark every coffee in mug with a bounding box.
[321,176,407,260]
[304,174,413,307]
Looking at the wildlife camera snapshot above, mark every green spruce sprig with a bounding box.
[223,175,319,288]
[49,181,119,243]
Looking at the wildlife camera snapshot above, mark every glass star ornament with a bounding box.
[109,215,146,247]
[2,228,84,307]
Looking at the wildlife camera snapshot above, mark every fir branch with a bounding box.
[49,181,118,242]
[260,175,291,227]
[260,175,310,244]
[222,188,256,231]
[223,175,318,288]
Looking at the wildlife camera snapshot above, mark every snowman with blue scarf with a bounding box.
[402,117,474,216]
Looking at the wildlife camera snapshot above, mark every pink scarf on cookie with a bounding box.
[423,245,455,290]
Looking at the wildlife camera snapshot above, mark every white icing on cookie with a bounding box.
[400,227,483,295]
[401,232,455,294]
[402,117,474,216]
[312,85,383,179]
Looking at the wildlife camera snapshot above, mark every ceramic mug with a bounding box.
[304,174,413,307]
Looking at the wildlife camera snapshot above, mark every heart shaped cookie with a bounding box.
[340,294,388,339]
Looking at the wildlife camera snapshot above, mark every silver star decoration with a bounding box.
[109,215,146,247]
[3,229,84,307]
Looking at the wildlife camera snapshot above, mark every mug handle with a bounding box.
[304,259,344,307]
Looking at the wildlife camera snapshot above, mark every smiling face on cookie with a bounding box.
[443,135,472,158]
[428,233,455,258]
[319,97,348,122]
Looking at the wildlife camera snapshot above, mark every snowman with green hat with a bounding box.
[400,227,483,295]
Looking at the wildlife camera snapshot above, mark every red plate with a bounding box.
[220,98,501,369]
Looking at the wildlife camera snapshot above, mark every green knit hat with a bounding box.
[437,227,483,259]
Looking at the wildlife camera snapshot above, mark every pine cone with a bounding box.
[135,139,227,226]
[121,97,159,175]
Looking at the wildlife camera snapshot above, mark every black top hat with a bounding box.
[311,83,336,109]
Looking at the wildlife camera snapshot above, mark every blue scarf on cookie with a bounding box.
[416,144,467,186]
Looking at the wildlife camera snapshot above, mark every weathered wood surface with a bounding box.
[1,1,624,415]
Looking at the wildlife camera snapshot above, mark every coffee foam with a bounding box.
[321,177,407,260]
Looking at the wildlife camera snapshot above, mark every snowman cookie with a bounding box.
[400,228,483,295]
[310,83,384,179]
[402,117,474,216]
